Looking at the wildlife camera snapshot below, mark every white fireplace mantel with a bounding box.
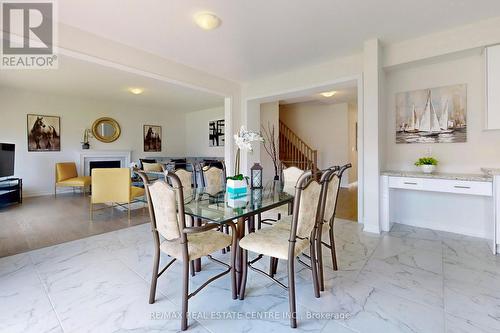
[80,150,131,176]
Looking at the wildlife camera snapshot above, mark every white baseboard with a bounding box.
[363,223,380,234]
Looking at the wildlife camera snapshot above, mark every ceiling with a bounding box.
[0,55,223,112]
[56,0,500,81]
[280,86,357,106]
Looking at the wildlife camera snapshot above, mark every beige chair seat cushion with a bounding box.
[131,186,145,200]
[56,176,91,187]
[160,230,232,261]
[239,226,310,260]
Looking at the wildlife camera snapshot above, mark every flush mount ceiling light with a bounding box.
[128,88,144,95]
[320,91,337,97]
[194,12,221,30]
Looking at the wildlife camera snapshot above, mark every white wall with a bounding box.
[242,53,363,99]
[57,23,241,178]
[185,106,225,157]
[279,102,350,185]
[0,87,188,196]
[384,51,500,173]
[260,101,279,182]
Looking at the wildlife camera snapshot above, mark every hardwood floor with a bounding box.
[0,193,149,258]
[336,183,358,221]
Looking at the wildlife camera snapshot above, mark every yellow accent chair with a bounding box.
[55,162,91,197]
[90,168,145,220]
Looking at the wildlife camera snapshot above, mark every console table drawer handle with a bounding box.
[403,182,418,185]
[454,185,471,189]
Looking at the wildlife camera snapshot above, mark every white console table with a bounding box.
[381,171,499,254]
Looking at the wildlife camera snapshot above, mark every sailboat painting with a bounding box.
[396,84,467,144]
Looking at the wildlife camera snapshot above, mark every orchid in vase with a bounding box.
[226,126,263,203]
[230,126,264,180]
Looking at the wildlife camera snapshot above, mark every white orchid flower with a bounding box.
[233,126,263,152]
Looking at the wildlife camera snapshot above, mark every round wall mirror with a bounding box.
[92,117,121,143]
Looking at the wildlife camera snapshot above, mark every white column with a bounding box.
[241,100,261,176]
[380,175,390,232]
[362,39,383,234]
[224,97,234,177]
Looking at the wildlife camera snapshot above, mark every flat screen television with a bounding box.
[0,143,15,178]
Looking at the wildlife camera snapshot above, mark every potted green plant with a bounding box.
[415,157,438,174]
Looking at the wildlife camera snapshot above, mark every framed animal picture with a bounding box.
[143,125,162,152]
[27,114,60,152]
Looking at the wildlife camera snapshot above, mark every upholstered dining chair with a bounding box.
[90,168,145,220]
[238,170,326,328]
[200,161,231,253]
[172,163,198,270]
[136,170,237,331]
[259,165,305,274]
[54,162,91,197]
[173,163,196,189]
[259,165,304,227]
[200,161,226,188]
[315,163,351,291]
[271,166,347,288]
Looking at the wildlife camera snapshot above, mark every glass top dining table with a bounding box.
[136,171,295,290]
[134,170,295,223]
[182,181,294,224]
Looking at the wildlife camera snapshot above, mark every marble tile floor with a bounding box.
[0,219,499,333]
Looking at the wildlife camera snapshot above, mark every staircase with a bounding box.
[279,121,318,173]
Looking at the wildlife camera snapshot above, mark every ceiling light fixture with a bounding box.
[320,91,337,97]
[194,12,221,30]
[128,88,144,95]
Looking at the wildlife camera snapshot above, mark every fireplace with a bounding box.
[80,150,131,176]
[89,160,121,175]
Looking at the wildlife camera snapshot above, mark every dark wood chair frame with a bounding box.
[238,169,330,328]
[137,170,238,331]
[315,163,351,291]
[161,162,202,277]
[267,166,339,278]
[199,160,234,254]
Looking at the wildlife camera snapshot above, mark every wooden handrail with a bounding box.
[279,121,318,173]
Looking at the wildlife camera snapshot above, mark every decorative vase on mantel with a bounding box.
[81,128,91,150]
